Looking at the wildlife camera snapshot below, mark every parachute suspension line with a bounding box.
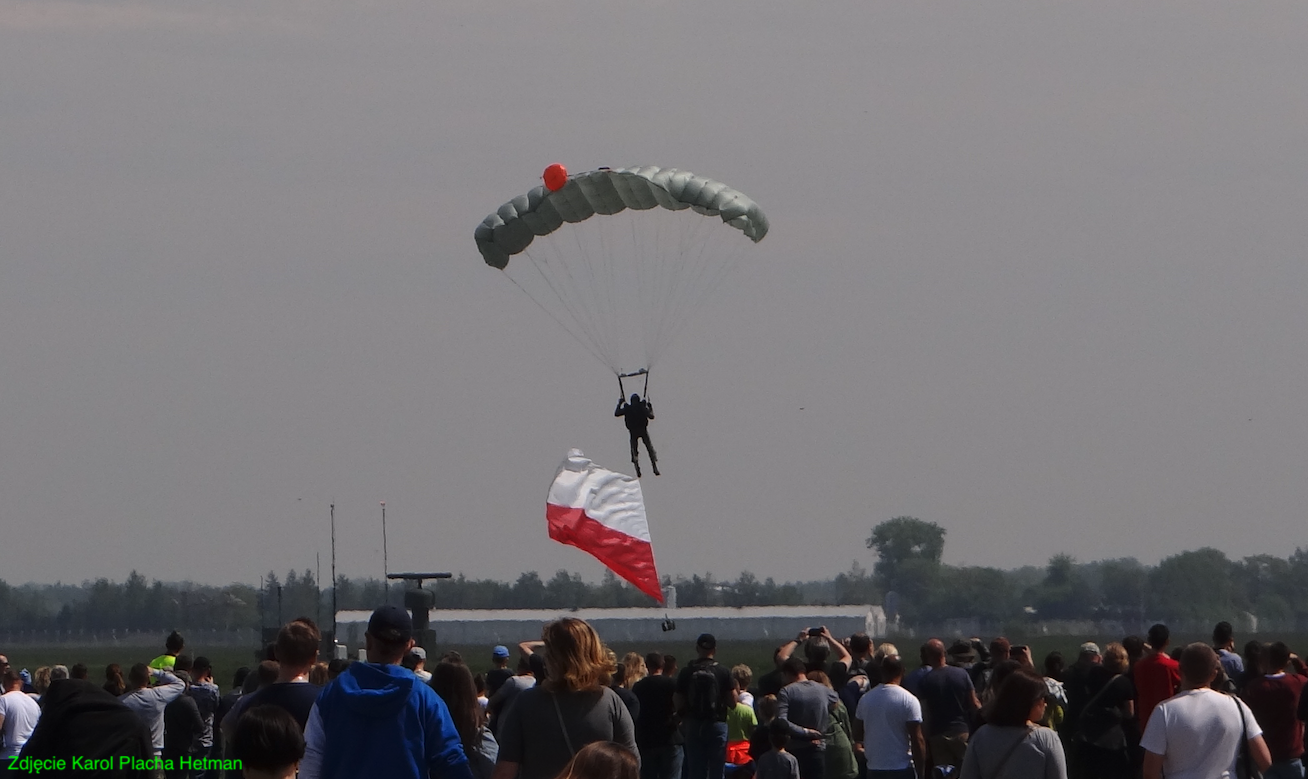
[523,241,619,370]
[503,270,611,370]
[570,213,621,369]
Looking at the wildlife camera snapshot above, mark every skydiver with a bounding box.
[615,393,659,477]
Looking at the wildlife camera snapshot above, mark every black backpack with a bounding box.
[686,661,722,720]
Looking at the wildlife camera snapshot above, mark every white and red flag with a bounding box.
[546,449,663,602]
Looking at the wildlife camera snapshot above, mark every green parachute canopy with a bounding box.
[475,166,769,375]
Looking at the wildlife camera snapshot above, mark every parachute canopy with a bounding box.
[476,166,769,375]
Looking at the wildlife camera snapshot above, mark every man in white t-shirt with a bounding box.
[854,657,924,779]
[1142,643,1272,779]
[0,668,42,762]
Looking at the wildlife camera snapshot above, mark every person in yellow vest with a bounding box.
[149,631,185,673]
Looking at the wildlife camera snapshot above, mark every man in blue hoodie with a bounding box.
[299,605,473,779]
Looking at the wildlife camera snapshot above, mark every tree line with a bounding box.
[1,517,1304,633]
[866,516,1308,631]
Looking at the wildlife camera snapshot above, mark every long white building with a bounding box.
[335,604,887,649]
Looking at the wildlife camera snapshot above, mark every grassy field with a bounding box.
[10,631,1306,693]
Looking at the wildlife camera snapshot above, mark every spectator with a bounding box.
[778,628,854,686]
[776,657,835,779]
[1074,642,1134,779]
[973,637,1012,700]
[1122,636,1146,671]
[854,656,924,779]
[151,631,186,672]
[70,664,88,681]
[224,618,322,733]
[119,663,186,757]
[32,666,51,700]
[675,633,737,779]
[487,655,536,734]
[308,662,328,687]
[325,659,350,682]
[50,665,69,682]
[1134,624,1180,733]
[404,647,433,683]
[1240,641,1306,779]
[213,666,249,755]
[947,640,981,672]
[731,666,754,710]
[1239,640,1266,693]
[187,656,220,765]
[749,695,781,761]
[609,651,641,722]
[845,635,875,681]
[555,740,640,779]
[162,655,205,774]
[230,705,305,779]
[17,677,153,768]
[0,667,42,763]
[486,646,514,699]
[1213,621,1245,683]
[663,656,678,679]
[632,652,682,779]
[622,654,649,691]
[431,660,499,779]
[725,676,758,767]
[1141,643,1271,779]
[300,605,472,779]
[756,719,801,779]
[1060,642,1102,747]
[918,638,980,770]
[252,661,280,691]
[807,669,856,779]
[493,618,637,779]
[1039,653,1068,732]
[104,663,127,697]
[959,669,1067,779]
[901,640,938,699]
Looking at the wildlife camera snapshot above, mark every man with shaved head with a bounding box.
[1142,643,1271,779]
[902,639,942,700]
[917,639,979,770]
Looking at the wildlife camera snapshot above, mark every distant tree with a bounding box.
[511,571,546,609]
[866,517,945,618]
[1028,554,1094,620]
[1097,558,1147,620]
[1149,548,1233,623]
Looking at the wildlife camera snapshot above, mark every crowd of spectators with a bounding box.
[0,615,1304,779]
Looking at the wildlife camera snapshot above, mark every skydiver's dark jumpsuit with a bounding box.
[615,395,658,476]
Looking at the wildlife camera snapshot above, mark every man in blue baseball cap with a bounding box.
[486,646,514,699]
[299,605,473,779]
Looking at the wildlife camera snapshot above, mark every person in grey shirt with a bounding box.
[776,658,834,779]
[118,663,186,757]
[960,669,1066,779]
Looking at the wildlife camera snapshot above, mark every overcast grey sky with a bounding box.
[3,0,1307,588]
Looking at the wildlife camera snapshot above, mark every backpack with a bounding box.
[687,661,723,720]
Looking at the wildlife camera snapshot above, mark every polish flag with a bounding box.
[547,449,663,602]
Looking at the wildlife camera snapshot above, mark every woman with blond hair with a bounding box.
[619,653,647,689]
[492,618,638,779]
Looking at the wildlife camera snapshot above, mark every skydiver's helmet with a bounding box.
[630,394,641,403]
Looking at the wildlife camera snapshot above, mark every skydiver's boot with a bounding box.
[651,456,660,476]
[634,460,642,478]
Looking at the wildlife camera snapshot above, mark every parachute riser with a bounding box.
[617,369,650,401]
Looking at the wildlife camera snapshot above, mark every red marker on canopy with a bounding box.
[543,163,568,191]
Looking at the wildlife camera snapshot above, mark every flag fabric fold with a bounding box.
[546,448,663,602]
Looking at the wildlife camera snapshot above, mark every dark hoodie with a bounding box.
[301,662,472,779]
[19,679,153,774]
